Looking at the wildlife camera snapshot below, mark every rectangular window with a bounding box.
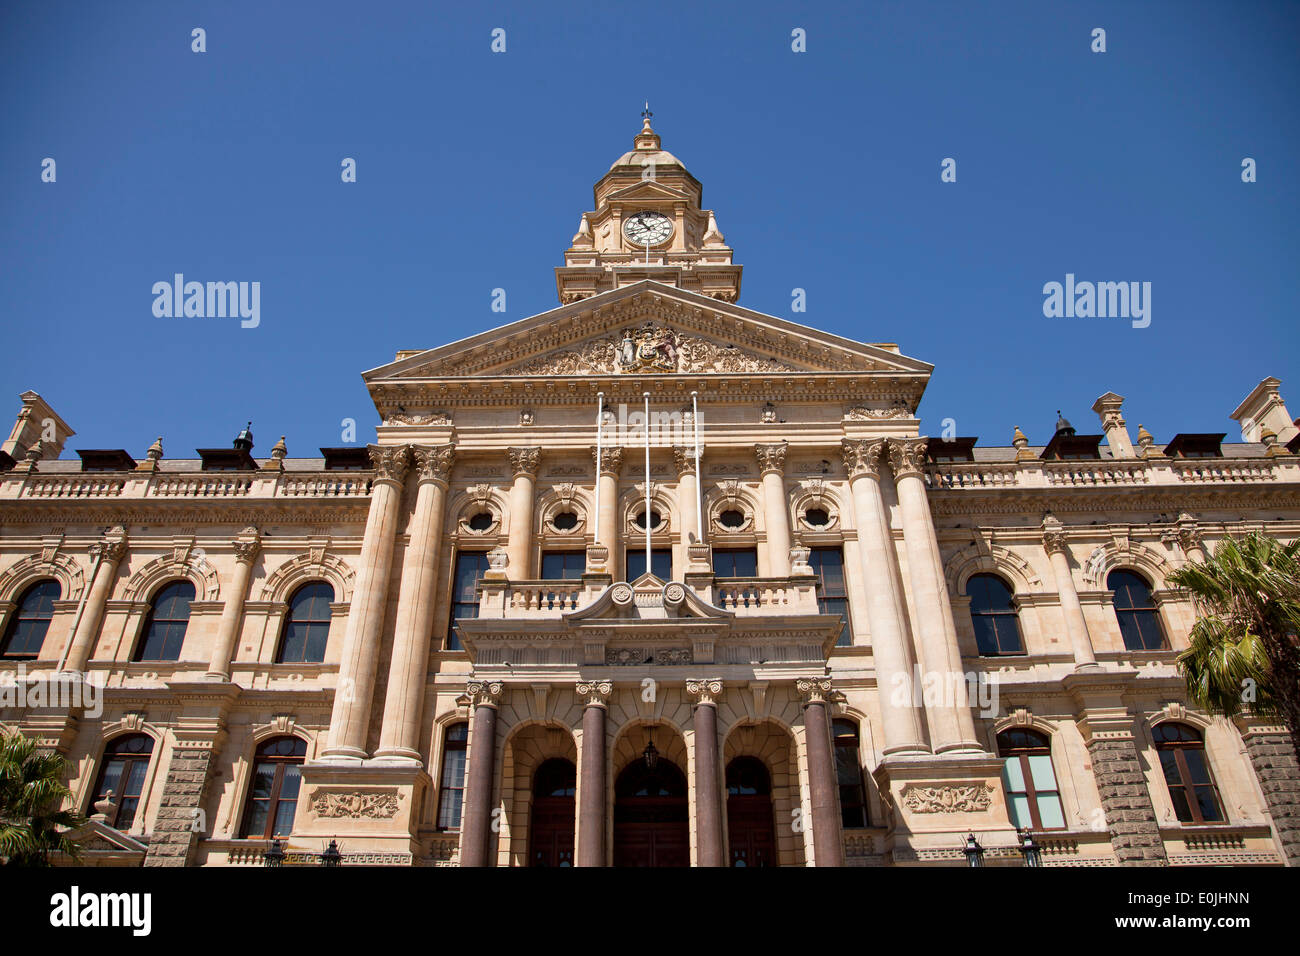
[713,548,758,578]
[1001,755,1065,830]
[448,552,491,650]
[437,724,469,830]
[808,546,851,647]
[541,550,586,580]
[626,549,672,582]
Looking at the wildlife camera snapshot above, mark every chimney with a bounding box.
[1091,392,1135,458]
[1231,377,1298,445]
[1,391,75,461]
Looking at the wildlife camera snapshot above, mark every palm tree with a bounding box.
[1168,532,1300,756]
[0,732,83,866]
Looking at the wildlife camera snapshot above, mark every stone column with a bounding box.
[888,438,980,753]
[673,445,701,547]
[63,526,128,672]
[506,447,541,579]
[798,677,844,867]
[461,679,503,867]
[321,444,410,762]
[840,440,927,755]
[592,445,624,570]
[755,443,791,577]
[206,527,261,680]
[376,444,456,762]
[1042,515,1098,667]
[1237,721,1300,865]
[687,679,725,867]
[576,680,612,867]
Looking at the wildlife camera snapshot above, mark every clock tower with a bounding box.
[556,111,743,304]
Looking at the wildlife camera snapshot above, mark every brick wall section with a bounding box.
[1243,733,1300,866]
[143,748,213,867]
[1086,738,1168,866]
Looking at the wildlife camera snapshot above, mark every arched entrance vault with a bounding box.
[723,721,807,867]
[611,722,690,867]
[500,722,577,867]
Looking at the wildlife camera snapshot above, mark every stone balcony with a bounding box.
[1,467,375,501]
[460,571,840,678]
[924,453,1297,492]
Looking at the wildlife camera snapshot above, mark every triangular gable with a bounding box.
[604,180,693,203]
[365,281,931,382]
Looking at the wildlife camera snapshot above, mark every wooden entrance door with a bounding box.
[726,757,777,867]
[613,759,689,867]
[529,759,575,867]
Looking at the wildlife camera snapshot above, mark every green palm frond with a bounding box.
[0,731,84,866]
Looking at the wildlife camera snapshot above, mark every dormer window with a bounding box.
[76,449,136,472]
[1163,433,1225,459]
[926,438,977,463]
[321,447,371,471]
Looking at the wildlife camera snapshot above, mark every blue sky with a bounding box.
[2,0,1296,457]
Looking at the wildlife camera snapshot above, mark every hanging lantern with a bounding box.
[642,733,660,771]
[963,833,985,868]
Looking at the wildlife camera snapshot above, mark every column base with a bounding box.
[316,747,369,766]
[369,749,425,767]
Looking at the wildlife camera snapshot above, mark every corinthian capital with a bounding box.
[231,527,262,565]
[466,679,504,709]
[89,529,129,565]
[1176,512,1203,553]
[413,443,456,484]
[886,438,928,480]
[841,438,886,479]
[508,446,541,479]
[796,676,834,705]
[575,679,613,708]
[368,444,411,483]
[1041,514,1069,555]
[672,444,699,476]
[685,678,724,707]
[754,442,788,475]
[593,445,624,476]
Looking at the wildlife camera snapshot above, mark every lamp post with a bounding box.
[320,839,342,867]
[963,833,985,868]
[1018,829,1042,868]
[264,838,286,868]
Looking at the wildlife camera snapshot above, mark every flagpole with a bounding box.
[643,391,651,576]
[594,391,604,552]
[691,390,702,544]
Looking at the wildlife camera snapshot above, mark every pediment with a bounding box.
[605,180,693,203]
[366,281,931,382]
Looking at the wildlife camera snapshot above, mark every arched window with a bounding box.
[726,756,771,795]
[533,758,577,797]
[134,580,195,661]
[968,573,1024,655]
[1153,723,1224,824]
[1108,569,1166,651]
[1,579,60,659]
[833,719,870,828]
[240,736,308,839]
[997,729,1065,830]
[436,722,469,830]
[277,582,334,663]
[91,734,154,830]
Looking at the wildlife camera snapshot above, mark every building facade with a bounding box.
[2,118,1298,867]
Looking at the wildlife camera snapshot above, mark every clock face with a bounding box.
[623,210,673,247]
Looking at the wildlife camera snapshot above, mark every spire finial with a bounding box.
[642,101,653,120]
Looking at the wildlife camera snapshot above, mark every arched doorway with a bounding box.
[726,757,777,867]
[613,759,689,867]
[529,758,575,867]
